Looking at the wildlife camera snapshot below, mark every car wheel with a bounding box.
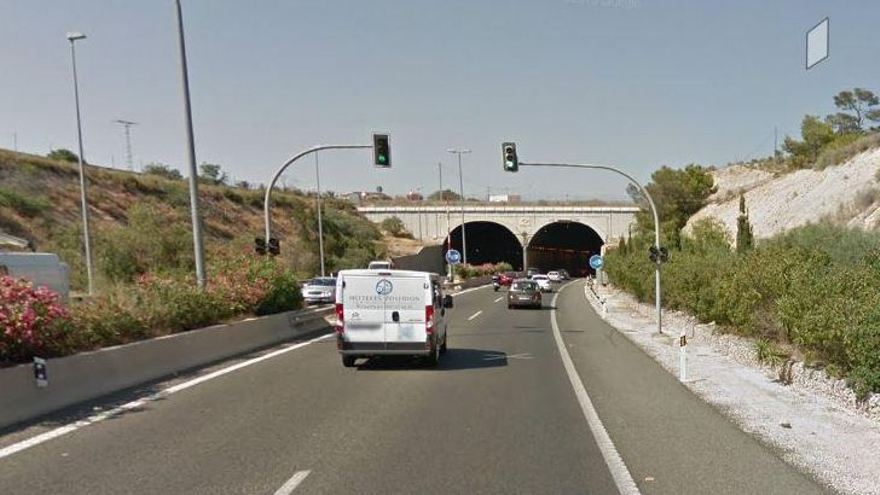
[342,355,356,368]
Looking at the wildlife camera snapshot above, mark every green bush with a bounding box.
[606,222,880,398]
[0,187,50,217]
[256,269,303,316]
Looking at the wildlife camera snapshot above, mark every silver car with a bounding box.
[302,277,337,305]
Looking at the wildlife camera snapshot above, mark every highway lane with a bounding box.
[0,282,826,494]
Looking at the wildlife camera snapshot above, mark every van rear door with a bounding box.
[382,274,428,344]
[340,274,386,344]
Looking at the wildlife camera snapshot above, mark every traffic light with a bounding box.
[255,237,267,256]
[268,238,280,256]
[502,142,518,172]
[373,133,391,168]
[648,246,669,263]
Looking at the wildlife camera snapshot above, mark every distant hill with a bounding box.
[0,149,384,289]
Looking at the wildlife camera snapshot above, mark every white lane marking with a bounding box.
[483,353,533,361]
[0,333,335,461]
[493,296,503,303]
[274,470,311,495]
[467,310,483,321]
[451,284,492,297]
[551,285,641,495]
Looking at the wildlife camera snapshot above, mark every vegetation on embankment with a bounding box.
[607,130,880,399]
[0,148,385,365]
[0,148,385,288]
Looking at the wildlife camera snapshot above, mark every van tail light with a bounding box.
[335,303,344,333]
[425,305,435,334]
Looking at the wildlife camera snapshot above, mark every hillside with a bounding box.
[686,144,880,240]
[0,149,384,289]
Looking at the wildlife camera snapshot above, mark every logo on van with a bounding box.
[376,279,393,295]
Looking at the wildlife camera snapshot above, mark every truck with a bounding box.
[334,269,453,368]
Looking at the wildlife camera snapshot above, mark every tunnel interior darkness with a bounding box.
[444,222,523,269]
[527,221,604,276]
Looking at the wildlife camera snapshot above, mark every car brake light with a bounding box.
[425,305,435,334]
[335,303,344,333]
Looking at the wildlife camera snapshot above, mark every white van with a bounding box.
[335,269,453,367]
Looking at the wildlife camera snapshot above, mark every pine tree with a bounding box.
[736,194,754,253]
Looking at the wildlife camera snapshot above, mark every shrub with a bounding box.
[380,216,411,238]
[143,163,183,180]
[755,338,789,366]
[0,187,51,217]
[0,277,73,363]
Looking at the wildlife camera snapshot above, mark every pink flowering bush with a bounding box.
[0,276,73,363]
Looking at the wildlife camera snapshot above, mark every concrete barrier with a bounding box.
[0,306,334,430]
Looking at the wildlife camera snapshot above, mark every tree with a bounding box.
[618,235,628,255]
[380,216,411,238]
[427,189,461,201]
[826,88,880,133]
[235,180,251,190]
[47,148,80,163]
[782,115,836,166]
[736,194,754,254]
[143,163,183,180]
[199,162,228,185]
[634,164,716,248]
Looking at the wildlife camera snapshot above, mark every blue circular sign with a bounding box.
[589,255,604,270]
[445,249,462,265]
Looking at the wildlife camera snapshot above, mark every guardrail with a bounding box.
[0,306,334,430]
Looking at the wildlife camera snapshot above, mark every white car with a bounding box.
[531,274,552,292]
[335,269,452,367]
[547,271,562,282]
[301,277,337,305]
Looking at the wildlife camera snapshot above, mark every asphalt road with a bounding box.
[0,281,828,494]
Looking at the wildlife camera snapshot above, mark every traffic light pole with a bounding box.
[519,162,663,335]
[264,144,371,244]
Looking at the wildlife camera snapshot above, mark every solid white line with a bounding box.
[551,285,641,495]
[467,310,483,321]
[451,284,492,297]
[0,333,334,461]
[493,296,503,303]
[273,470,311,495]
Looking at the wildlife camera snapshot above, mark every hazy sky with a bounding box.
[2,0,878,200]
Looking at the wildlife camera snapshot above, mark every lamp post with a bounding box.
[174,0,207,289]
[66,31,95,296]
[314,151,325,277]
[446,149,471,265]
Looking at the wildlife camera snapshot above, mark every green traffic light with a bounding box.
[378,155,387,164]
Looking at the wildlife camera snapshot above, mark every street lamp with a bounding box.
[447,149,471,265]
[314,151,326,277]
[66,31,95,296]
[174,0,207,289]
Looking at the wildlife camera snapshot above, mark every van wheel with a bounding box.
[425,345,439,367]
[440,335,448,354]
[342,355,356,368]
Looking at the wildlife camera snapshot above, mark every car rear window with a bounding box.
[512,281,537,291]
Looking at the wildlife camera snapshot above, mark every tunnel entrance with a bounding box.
[527,221,604,276]
[444,222,523,269]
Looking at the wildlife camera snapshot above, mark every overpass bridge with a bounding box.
[358,205,639,273]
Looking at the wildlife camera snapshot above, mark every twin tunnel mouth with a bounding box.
[443,221,604,276]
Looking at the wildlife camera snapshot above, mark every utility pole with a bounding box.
[174,0,207,289]
[114,119,138,170]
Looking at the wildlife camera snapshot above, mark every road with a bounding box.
[0,281,828,494]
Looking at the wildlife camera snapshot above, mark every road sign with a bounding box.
[445,249,462,265]
[589,254,604,270]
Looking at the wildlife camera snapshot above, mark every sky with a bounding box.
[2,0,879,201]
